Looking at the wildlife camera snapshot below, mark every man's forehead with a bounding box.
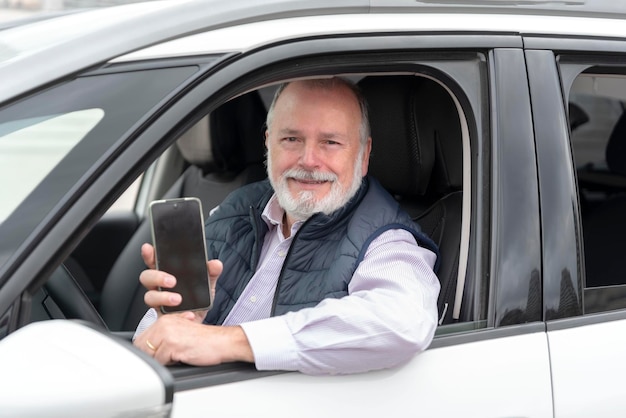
[280,81,358,104]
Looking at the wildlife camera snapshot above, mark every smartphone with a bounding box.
[149,197,211,314]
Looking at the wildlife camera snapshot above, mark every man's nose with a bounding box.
[299,141,320,168]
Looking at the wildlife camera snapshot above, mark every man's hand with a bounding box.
[139,243,222,315]
[134,314,254,366]
[134,243,253,366]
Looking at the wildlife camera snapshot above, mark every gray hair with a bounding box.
[265,77,371,146]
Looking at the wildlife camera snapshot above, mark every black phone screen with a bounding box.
[150,197,211,313]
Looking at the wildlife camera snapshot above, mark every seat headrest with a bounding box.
[569,102,589,131]
[176,117,212,166]
[177,90,267,172]
[606,110,626,176]
[359,76,436,197]
[210,91,267,172]
[416,77,463,195]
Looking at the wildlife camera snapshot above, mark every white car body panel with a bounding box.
[549,318,626,417]
[115,13,626,62]
[0,0,368,105]
[172,331,553,418]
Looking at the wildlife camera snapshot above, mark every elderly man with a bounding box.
[133,77,440,375]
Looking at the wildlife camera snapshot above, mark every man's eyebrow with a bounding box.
[278,128,302,136]
[320,132,347,141]
[276,128,348,140]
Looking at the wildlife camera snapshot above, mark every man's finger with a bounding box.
[139,269,176,291]
[141,243,156,269]
[179,311,201,321]
[207,259,223,283]
[144,289,182,310]
[207,259,223,301]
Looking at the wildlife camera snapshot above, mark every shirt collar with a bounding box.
[261,193,283,227]
[261,193,305,239]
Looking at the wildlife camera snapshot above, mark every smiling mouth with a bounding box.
[293,179,328,184]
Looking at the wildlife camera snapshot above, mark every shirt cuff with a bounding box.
[132,308,157,341]
[240,316,299,371]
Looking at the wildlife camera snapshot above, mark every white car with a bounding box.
[1,0,626,416]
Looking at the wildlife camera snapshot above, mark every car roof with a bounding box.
[1,0,626,106]
[0,0,368,106]
[113,12,626,63]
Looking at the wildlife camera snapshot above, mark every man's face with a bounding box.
[265,81,372,220]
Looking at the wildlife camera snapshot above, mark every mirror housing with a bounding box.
[0,320,173,417]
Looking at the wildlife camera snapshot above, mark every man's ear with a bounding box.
[361,137,372,175]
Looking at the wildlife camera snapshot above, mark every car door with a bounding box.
[526,32,626,417]
[114,26,552,417]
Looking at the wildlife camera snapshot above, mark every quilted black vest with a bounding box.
[203,176,439,325]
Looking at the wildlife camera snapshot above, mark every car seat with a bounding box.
[98,91,268,331]
[577,108,626,202]
[358,75,464,325]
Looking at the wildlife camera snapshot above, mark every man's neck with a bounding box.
[282,212,294,238]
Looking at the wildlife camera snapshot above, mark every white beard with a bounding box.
[267,148,365,221]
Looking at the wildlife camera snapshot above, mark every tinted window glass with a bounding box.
[568,68,626,314]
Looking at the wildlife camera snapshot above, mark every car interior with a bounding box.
[577,106,626,288]
[569,70,626,292]
[33,72,468,340]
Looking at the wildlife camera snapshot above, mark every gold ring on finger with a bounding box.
[146,339,157,351]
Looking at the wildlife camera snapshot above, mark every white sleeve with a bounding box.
[240,229,440,375]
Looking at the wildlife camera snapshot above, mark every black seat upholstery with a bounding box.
[358,75,464,325]
[99,91,267,331]
[577,109,626,199]
[605,110,626,177]
[583,194,626,288]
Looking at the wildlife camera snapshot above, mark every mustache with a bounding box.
[282,168,338,182]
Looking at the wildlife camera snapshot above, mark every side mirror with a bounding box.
[0,320,173,417]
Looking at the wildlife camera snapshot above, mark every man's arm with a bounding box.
[240,229,440,375]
